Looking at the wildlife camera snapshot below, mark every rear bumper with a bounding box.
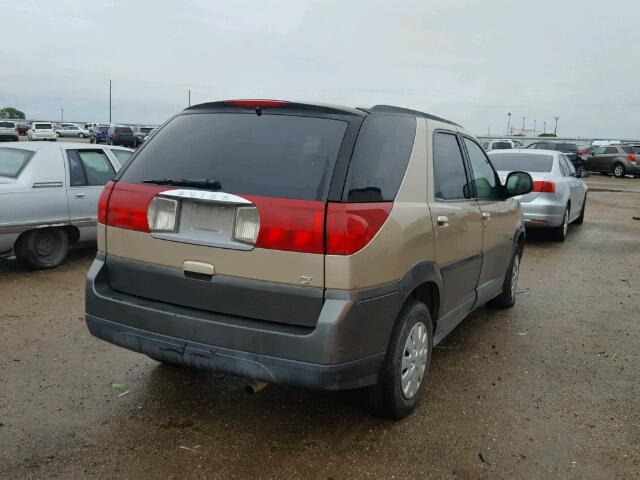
[521,200,566,228]
[85,255,402,390]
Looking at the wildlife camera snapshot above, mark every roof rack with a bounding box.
[369,105,460,127]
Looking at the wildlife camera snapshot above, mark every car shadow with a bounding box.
[0,246,96,276]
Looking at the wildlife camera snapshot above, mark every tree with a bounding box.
[538,133,557,137]
[0,107,26,119]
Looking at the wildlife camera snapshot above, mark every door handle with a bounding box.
[482,211,491,221]
[75,193,86,198]
[437,215,449,227]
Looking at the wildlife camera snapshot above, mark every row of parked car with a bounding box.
[482,139,640,178]
[0,120,157,147]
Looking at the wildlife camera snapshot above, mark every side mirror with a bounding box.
[505,171,533,198]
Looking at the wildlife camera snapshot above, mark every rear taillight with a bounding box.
[326,203,393,255]
[627,154,636,163]
[247,196,325,254]
[224,99,289,108]
[532,180,556,193]
[97,181,115,224]
[106,183,169,232]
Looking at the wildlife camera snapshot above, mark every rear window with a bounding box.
[119,113,348,201]
[0,147,34,178]
[0,121,15,128]
[34,123,52,129]
[115,127,133,134]
[492,141,512,150]
[489,153,554,172]
[554,143,578,152]
[343,115,416,201]
[140,127,153,134]
[98,126,110,133]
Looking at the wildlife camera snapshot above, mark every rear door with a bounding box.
[430,130,483,334]
[461,135,515,304]
[105,108,356,328]
[65,147,118,240]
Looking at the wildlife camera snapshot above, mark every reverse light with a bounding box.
[532,180,556,193]
[234,206,260,245]
[148,196,179,232]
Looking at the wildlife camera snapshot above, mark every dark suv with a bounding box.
[107,126,135,147]
[526,141,583,173]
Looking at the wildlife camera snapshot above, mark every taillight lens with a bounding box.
[107,183,169,232]
[234,206,260,245]
[532,180,556,193]
[326,202,393,255]
[247,196,325,254]
[147,196,178,232]
[97,181,115,224]
[627,154,636,163]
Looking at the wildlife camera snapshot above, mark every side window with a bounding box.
[344,115,416,202]
[593,146,605,155]
[563,155,576,175]
[558,157,570,176]
[433,132,469,200]
[463,137,501,199]
[604,147,618,154]
[110,149,132,166]
[67,149,115,186]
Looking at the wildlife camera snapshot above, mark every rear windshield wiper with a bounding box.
[142,178,222,190]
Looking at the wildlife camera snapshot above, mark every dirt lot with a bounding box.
[1,188,638,479]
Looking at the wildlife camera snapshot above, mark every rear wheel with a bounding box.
[79,133,85,138]
[489,245,522,309]
[552,207,569,242]
[15,228,69,269]
[574,194,587,225]
[366,300,433,419]
[613,163,626,178]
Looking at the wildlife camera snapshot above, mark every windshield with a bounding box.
[492,142,512,150]
[140,127,153,134]
[0,147,34,178]
[119,113,348,201]
[554,143,578,152]
[489,153,554,172]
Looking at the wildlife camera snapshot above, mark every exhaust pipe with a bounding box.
[245,381,270,394]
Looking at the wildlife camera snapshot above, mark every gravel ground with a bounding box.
[0,190,638,479]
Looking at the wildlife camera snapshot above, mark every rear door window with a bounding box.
[67,149,116,186]
[0,147,34,178]
[433,132,469,200]
[343,115,416,201]
[119,113,348,201]
[604,147,618,154]
[110,149,132,165]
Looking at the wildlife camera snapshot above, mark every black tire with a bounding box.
[552,206,569,242]
[366,300,433,419]
[488,245,522,309]
[574,194,587,225]
[79,133,85,138]
[56,132,60,137]
[15,228,69,269]
[613,163,626,178]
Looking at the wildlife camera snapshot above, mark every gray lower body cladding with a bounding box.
[85,256,404,390]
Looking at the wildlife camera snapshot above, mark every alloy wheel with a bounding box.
[401,322,429,399]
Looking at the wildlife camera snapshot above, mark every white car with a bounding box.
[0,121,19,142]
[482,139,516,151]
[27,122,56,141]
[56,125,90,138]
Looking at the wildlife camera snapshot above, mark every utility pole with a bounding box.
[109,80,112,123]
[506,112,511,136]
[60,108,64,123]
[553,116,560,135]
[522,116,526,135]
[188,89,191,107]
[543,121,546,134]
[488,126,491,136]
[533,119,536,136]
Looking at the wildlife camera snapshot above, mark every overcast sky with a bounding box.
[1,0,639,137]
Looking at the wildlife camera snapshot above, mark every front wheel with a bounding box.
[79,133,85,138]
[15,228,69,269]
[488,246,522,309]
[366,300,433,419]
[613,163,626,178]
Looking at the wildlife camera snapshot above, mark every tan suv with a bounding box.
[85,100,533,418]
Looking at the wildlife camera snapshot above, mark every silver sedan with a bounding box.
[489,149,589,241]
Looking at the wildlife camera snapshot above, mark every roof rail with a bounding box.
[369,105,460,127]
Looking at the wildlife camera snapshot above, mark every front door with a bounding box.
[460,135,515,305]
[430,131,483,337]
[65,148,118,241]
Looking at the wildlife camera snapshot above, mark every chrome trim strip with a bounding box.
[32,182,63,188]
[159,189,252,205]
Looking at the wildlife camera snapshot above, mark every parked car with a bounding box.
[585,145,640,178]
[0,142,133,267]
[577,144,598,161]
[0,121,19,142]
[482,139,515,151]
[525,141,583,175]
[85,100,533,419]
[107,125,135,147]
[489,149,588,241]
[16,123,30,136]
[56,125,90,138]
[27,122,56,141]
[132,126,155,147]
[89,125,111,144]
